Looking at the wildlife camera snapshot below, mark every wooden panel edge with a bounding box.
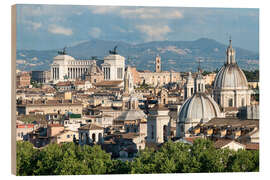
[11,4,17,176]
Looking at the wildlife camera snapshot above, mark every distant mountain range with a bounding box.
[16,38,259,72]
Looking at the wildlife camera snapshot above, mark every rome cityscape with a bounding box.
[14,5,259,175]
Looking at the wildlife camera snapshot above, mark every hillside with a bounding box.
[16,38,259,72]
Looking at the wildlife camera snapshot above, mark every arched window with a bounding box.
[163,125,167,142]
[92,133,96,142]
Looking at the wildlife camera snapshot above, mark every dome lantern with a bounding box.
[226,39,236,64]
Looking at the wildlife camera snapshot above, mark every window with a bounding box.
[229,98,233,107]
[125,102,129,109]
[92,133,96,142]
[117,68,123,79]
[67,135,70,138]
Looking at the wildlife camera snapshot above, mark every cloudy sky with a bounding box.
[16,4,259,52]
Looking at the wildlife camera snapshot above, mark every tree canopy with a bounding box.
[16,139,259,175]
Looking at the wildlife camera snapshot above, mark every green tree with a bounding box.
[54,143,89,175]
[16,141,38,175]
[34,143,64,175]
[190,139,228,172]
[16,139,259,175]
[226,149,259,172]
[109,160,131,174]
[130,148,157,174]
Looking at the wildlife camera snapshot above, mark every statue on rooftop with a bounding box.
[109,45,118,55]
[58,47,67,55]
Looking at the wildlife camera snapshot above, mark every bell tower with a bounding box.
[155,55,161,73]
[184,72,194,100]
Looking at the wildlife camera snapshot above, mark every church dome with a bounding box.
[213,39,248,90]
[213,63,248,90]
[178,93,223,123]
[89,61,102,74]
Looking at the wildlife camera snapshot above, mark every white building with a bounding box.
[101,50,125,81]
[51,51,95,83]
[147,104,171,144]
[78,124,104,145]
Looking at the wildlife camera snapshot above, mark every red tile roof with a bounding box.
[183,137,202,144]
[245,143,259,150]
[48,124,64,127]
[94,80,123,87]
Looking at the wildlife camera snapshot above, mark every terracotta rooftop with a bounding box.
[78,124,103,130]
[203,118,259,128]
[120,132,141,139]
[183,137,202,144]
[94,80,123,87]
[150,104,169,111]
[48,124,64,127]
[74,81,85,85]
[245,143,259,150]
[56,81,72,86]
[214,139,234,148]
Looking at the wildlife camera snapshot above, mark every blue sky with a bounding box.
[16,4,259,52]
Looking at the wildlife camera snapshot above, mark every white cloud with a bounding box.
[24,20,42,31]
[89,6,119,14]
[19,5,83,17]
[88,27,102,38]
[136,25,172,42]
[31,57,38,61]
[48,24,73,36]
[89,7,183,20]
[16,59,26,64]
